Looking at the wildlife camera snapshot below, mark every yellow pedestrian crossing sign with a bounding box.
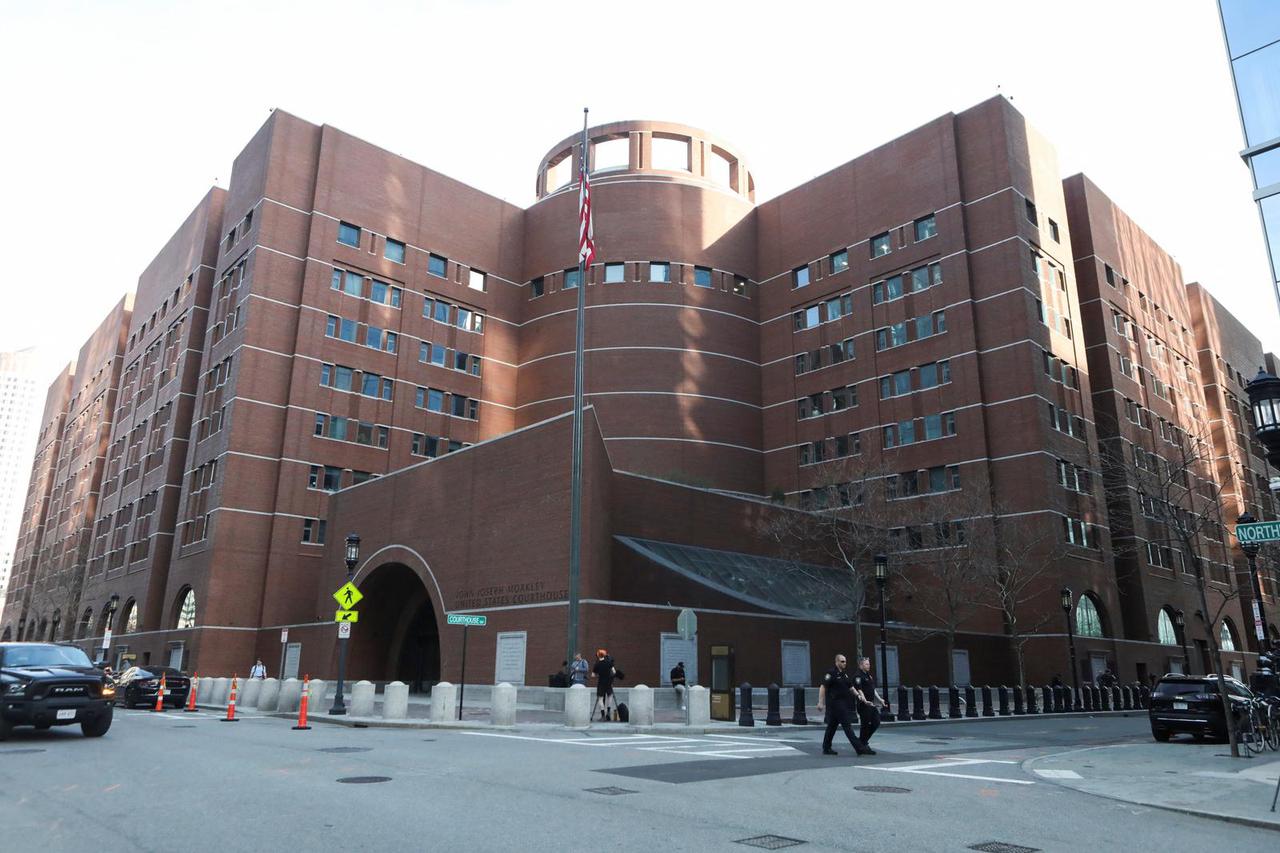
[335,610,359,623]
[333,581,363,610]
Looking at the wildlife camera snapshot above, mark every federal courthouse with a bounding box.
[5,96,1278,692]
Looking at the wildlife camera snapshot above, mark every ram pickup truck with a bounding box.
[0,642,114,739]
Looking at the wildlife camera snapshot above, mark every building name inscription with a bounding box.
[454,581,566,610]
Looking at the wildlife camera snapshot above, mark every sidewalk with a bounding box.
[1026,741,1280,830]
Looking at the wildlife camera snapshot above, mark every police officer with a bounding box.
[1250,654,1278,699]
[817,653,871,756]
[850,656,883,754]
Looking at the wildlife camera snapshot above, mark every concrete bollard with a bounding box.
[383,681,409,720]
[630,684,654,726]
[766,684,782,726]
[1139,685,1151,709]
[1041,686,1052,713]
[240,677,262,710]
[492,682,516,726]
[1111,686,1122,711]
[1081,686,1093,712]
[564,683,591,727]
[897,685,909,721]
[998,687,1011,716]
[964,685,978,718]
[928,686,943,719]
[1013,685,1025,715]
[206,677,225,707]
[911,686,926,720]
[981,686,995,717]
[1121,686,1133,710]
[687,685,711,726]
[791,687,809,725]
[430,681,458,723]
[278,678,301,713]
[1025,685,1037,714]
[738,683,755,727]
[1100,686,1112,711]
[350,680,375,717]
[309,679,329,713]
[1052,685,1065,713]
[256,677,281,712]
[948,686,962,718]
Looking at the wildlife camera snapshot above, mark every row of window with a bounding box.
[331,268,403,308]
[1041,350,1080,390]
[890,519,966,550]
[413,386,479,420]
[307,465,379,492]
[1024,197,1061,244]
[873,262,943,305]
[1035,296,1073,340]
[879,359,951,399]
[410,433,467,458]
[325,314,399,354]
[797,384,857,419]
[1049,404,1086,440]
[337,220,485,290]
[530,263,748,298]
[793,294,853,330]
[314,413,390,449]
[1057,459,1092,494]
[1063,516,1098,548]
[797,432,863,466]
[418,342,482,376]
[794,339,856,375]
[423,296,485,333]
[795,214,938,291]
[320,363,394,400]
[882,412,957,448]
[885,465,961,499]
[875,311,947,351]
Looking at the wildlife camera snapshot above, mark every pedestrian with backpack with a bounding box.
[591,649,617,721]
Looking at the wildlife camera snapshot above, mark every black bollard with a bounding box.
[1013,685,1025,715]
[738,683,755,727]
[1052,685,1064,713]
[912,686,926,720]
[981,685,995,717]
[897,685,909,722]
[998,686,1011,716]
[1139,685,1150,709]
[1065,688,1075,713]
[766,683,782,726]
[965,685,978,718]
[1100,686,1112,712]
[1081,686,1093,712]
[948,686,962,718]
[1025,685,1038,714]
[1091,686,1102,710]
[1112,686,1122,711]
[1121,686,1132,711]
[791,686,809,725]
[928,686,943,719]
[1041,685,1053,713]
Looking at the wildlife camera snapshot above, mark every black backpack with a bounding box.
[616,702,629,722]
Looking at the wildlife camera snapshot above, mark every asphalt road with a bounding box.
[2,709,1273,852]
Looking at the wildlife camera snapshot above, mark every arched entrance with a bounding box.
[352,562,440,693]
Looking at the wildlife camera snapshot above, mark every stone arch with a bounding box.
[350,546,447,692]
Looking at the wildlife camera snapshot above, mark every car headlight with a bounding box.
[4,682,27,696]
[141,679,159,688]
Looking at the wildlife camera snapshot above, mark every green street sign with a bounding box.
[1235,521,1280,544]
[447,613,487,627]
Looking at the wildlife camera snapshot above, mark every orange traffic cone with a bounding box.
[293,674,312,730]
[185,672,199,712]
[151,673,167,712]
[220,675,240,722]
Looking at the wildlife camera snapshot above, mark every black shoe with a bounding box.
[861,748,877,756]
[823,748,839,755]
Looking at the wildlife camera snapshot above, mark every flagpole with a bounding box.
[567,107,589,667]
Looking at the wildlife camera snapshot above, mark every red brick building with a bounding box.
[4,97,1274,692]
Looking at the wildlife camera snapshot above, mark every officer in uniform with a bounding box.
[817,653,871,756]
[850,656,883,754]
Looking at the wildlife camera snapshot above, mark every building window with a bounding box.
[564,268,581,289]
[469,269,486,291]
[338,222,360,247]
[1076,595,1104,637]
[732,276,747,296]
[302,519,327,545]
[870,232,891,258]
[880,370,911,399]
[530,277,544,298]
[1157,609,1178,645]
[793,266,810,288]
[176,589,196,629]
[1048,219,1060,243]
[428,254,448,277]
[1104,264,1115,286]
[1220,621,1237,652]
[322,465,342,491]
[649,262,670,283]
[694,266,713,288]
[914,214,937,241]
[829,250,848,274]
[1024,198,1037,224]
[410,433,438,458]
[385,238,406,264]
[793,304,822,331]
[604,263,625,283]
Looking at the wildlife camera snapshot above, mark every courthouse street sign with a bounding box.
[447,613,487,627]
[1235,520,1280,544]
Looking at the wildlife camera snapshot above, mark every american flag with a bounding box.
[578,163,596,267]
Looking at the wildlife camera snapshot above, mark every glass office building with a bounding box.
[1219,1,1280,307]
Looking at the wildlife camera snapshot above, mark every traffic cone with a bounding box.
[152,674,167,712]
[292,674,312,730]
[220,675,240,722]
[185,673,199,712]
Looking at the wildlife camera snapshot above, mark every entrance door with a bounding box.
[951,649,970,686]
[1089,653,1107,684]
[167,643,184,670]
[283,643,301,679]
[875,644,900,688]
[1230,661,1244,682]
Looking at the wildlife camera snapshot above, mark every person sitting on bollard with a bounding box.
[570,652,589,687]
[249,659,267,679]
[591,649,618,721]
[851,656,885,754]
[670,661,688,711]
[817,654,871,757]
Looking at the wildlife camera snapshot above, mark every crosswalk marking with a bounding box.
[863,757,1034,786]
[459,731,803,760]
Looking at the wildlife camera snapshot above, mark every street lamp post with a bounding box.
[98,594,119,665]
[1061,588,1079,702]
[874,552,894,722]
[328,533,361,716]
[1237,512,1271,657]
[1175,609,1190,675]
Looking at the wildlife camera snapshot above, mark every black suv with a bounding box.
[0,643,114,739]
[1149,673,1252,742]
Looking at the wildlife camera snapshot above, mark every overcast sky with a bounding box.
[1,0,1273,386]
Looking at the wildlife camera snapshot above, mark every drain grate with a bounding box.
[583,786,639,796]
[854,785,911,794]
[0,748,46,755]
[320,747,372,753]
[336,776,391,784]
[734,836,806,850]
[968,843,1040,853]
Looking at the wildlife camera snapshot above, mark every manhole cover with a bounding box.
[0,749,46,755]
[171,725,197,729]
[734,836,806,850]
[968,844,1040,853]
[320,747,372,753]
[854,785,911,794]
[421,738,436,742]
[336,776,391,784]
[583,786,639,796]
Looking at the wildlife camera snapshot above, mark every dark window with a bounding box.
[428,254,448,277]
[1048,219,1060,242]
[829,250,848,274]
[531,277,544,298]
[564,268,581,289]
[914,214,937,241]
[338,222,360,247]
[385,238,406,264]
[870,232,891,258]
[793,266,810,288]
[1024,198,1037,224]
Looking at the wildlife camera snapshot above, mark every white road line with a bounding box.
[458,730,801,760]
[704,734,812,743]
[1033,768,1083,779]
[863,766,1035,785]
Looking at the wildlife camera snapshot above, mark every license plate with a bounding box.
[56,709,76,720]
[1173,701,1188,710]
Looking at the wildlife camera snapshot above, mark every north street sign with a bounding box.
[446,613,487,627]
[1235,520,1280,544]
[333,581,364,610]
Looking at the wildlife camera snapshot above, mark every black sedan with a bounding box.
[1,642,114,739]
[1149,674,1253,742]
[116,666,191,709]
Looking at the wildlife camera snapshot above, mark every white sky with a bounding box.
[1,0,1274,387]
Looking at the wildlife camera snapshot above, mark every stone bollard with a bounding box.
[630,685,654,726]
[1081,686,1093,711]
[240,677,262,710]
[258,677,281,711]
[1013,685,1025,715]
[765,684,782,726]
[738,683,755,727]
[1100,686,1112,711]
[491,682,516,726]
[383,681,409,720]
[687,685,711,726]
[965,685,978,718]
[948,686,962,719]
[791,687,809,725]
[911,686,926,720]
[1051,685,1064,713]
[309,679,329,713]
[998,687,1011,716]
[204,676,225,706]
[1139,685,1151,709]
[430,681,458,723]
[565,683,591,727]
[1111,686,1122,711]
[928,686,943,719]
[278,678,301,713]
[210,676,230,707]
[1121,686,1133,710]
[1024,685,1037,714]
[897,685,909,721]
[1041,685,1052,713]
[350,680,375,717]
[981,686,995,717]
